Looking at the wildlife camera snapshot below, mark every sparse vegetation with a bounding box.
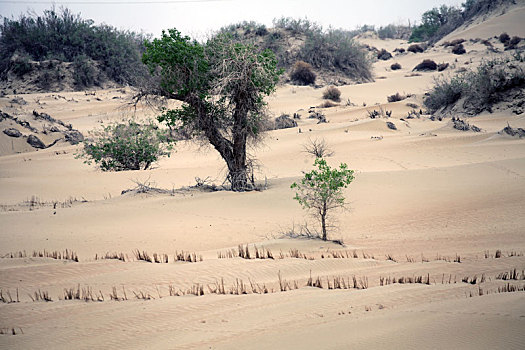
[452,43,466,55]
[387,92,406,102]
[424,57,525,114]
[291,158,355,241]
[407,44,424,53]
[303,137,334,158]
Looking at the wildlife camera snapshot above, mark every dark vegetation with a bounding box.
[452,43,466,54]
[387,92,406,102]
[414,59,438,71]
[290,60,316,85]
[322,86,341,102]
[390,63,402,70]
[0,7,149,90]
[409,0,516,44]
[424,56,525,114]
[407,44,424,53]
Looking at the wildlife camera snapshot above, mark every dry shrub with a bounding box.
[387,92,406,102]
[452,43,466,55]
[407,44,424,53]
[377,49,392,60]
[413,59,437,71]
[290,60,316,85]
[437,62,449,71]
[499,32,510,44]
[390,62,402,70]
[322,86,341,102]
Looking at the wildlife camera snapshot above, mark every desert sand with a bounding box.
[1,4,525,350]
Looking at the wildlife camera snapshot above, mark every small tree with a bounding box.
[291,158,354,241]
[78,119,173,171]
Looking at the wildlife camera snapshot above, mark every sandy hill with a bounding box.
[0,2,524,349]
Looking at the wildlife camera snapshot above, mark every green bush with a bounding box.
[73,55,98,88]
[78,120,173,171]
[290,60,316,85]
[322,86,341,102]
[10,54,33,77]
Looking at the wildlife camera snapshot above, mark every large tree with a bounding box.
[141,30,281,191]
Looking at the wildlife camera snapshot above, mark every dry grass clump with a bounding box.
[109,286,128,301]
[290,60,316,85]
[387,92,406,102]
[379,274,430,286]
[175,251,202,263]
[322,86,341,102]
[302,137,334,158]
[63,285,104,302]
[496,269,525,281]
[0,288,19,303]
[29,249,79,262]
[29,289,52,302]
[95,252,126,262]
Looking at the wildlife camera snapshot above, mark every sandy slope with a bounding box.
[1,5,525,349]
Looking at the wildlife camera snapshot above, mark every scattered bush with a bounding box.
[452,43,466,55]
[390,62,402,70]
[407,44,424,53]
[424,56,525,114]
[437,63,449,71]
[274,114,297,129]
[302,137,334,158]
[387,92,406,102]
[499,32,510,44]
[78,119,173,171]
[414,59,437,71]
[393,48,405,53]
[386,121,397,130]
[377,49,392,60]
[443,38,465,47]
[322,86,341,102]
[290,60,316,85]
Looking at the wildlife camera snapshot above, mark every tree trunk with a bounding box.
[321,202,327,241]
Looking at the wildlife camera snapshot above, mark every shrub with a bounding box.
[499,32,510,44]
[72,55,98,88]
[506,36,521,49]
[387,92,406,102]
[10,54,33,77]
[444,38,465,47]
[452,43,466,55]
[322,86,341,102]
[78,120,173,171]
[274,114,297,129]
[377,49,392,60]
[391,62,402,70]
[414,59,437,71]
[424,56,525,114]
[407,44,424,53]
[393,48,405,53]
[290,60,316,85]
[299,29,372,81]
[437,62,449,71]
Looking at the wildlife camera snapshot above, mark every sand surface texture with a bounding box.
[1,5,525,350]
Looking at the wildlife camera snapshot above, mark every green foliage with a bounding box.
[0,7,149,87]
[424,56,525,113]
[78,120,173,171]
[291,158,354,240]
[10,53,33,77]
[142,29,281,190]
[73,54,98,88]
